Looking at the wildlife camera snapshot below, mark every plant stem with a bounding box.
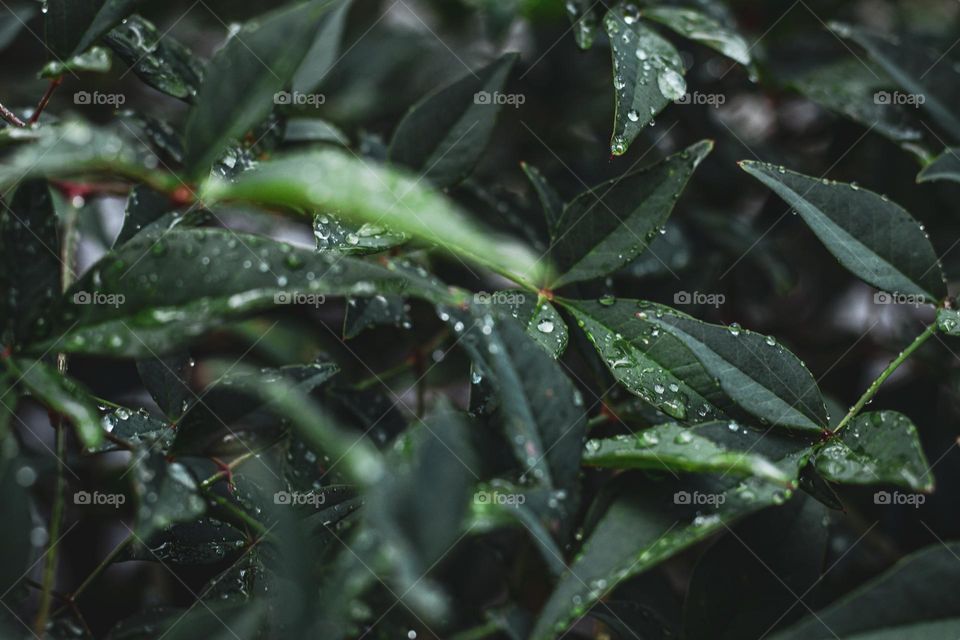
[67,535,134,603]
[29,77,62,125]
[0,101,26,127]
[834,322,938,433]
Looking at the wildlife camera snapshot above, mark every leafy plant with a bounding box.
[1,0,960,638]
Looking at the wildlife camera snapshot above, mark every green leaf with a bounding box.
[291,0,352,93]
[565,0,599,49]
[830,22,960,141]
[100,406,173,451]
[201,149,549,286]
[39,45,112,78]
[605,7,685,155]
[34,228,461,357]
[550,140,712,287]
[936,307,960,335]
[0,4,35,53]
[484,290,568,358]
[815,411,933,492]
[104,15,204,100]
[773,542,960,640]
[562,298,728,422]
[918,148,960,184]
[314,212,407,255]
[643,6,751,65]
[115,186,172,247]
[389,53,518,188]
[521,162,564,239]
[130,449,206,539]
[75,0,144,54]
[583,421,791,484]
[789,58,924,146]
[646,304,828,432]
[343,294,410,339]
[284,117,349,146]
[183,0,337,177]
[0,439,32,596]
[685,496,829,640]
[740,161,946,302]
[121,517,246,565]
[10,357,103,447]
[0,180,60,347]
[529,424,812,640]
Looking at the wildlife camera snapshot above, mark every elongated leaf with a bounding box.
[605,8,685,155]
[565,0,599,50]
[116,185,173,247]
[484,290,567,358]
[583,421,791,484]
[32,228,461,357]
[550,140,712,287]
[530,424,812,640]
[831,22,960,141]
[183,0,336,176]
[39,46,111,78]
[521,162,564,239]
[201,149,549,285]
[815,411,932,492]
[774,542,960,640]
[0,179,60,347]
[643,7,750,65]
[291,0,352,93]
[389,54,518,188]
[685,496,828,640]
[44,0,100,58]
[562,298,728,422]
[645,304,828,432]
[314,212,407,255]
[0,438,31,595]
[104,15,204,101]
[11,357,103,447]
[741,161,946,302]
[343,294,410,339]
[918,148,960,184]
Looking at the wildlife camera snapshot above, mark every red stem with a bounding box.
[29,76,63,125]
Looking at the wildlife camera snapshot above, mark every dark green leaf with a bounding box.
[115,185,172,247]
[815,411,933,492]
[314,211,407,255]
[389,53,518,188]
[130,449,205,539]
[183,0,337,176]
[583,421,792,484]
[343,294,410,339]
[39,46,111,78]
[550,140,712,287]
[135,351,195,422]
[0,439,32,595]
[485,290,568,358]
[121,517,246,565]
[918,148,960,184]
[643,6,750,65]
[774,542,960,639]
[0,4,35,52]
[100,406,173,451]
[104,15,204,100]
[201,149,549,285]
[605,7,685,155]
[291,0,352,93]
[565,0,599,49]
[740,161,946,302]
[937,307,960,335]
[11,357,103,447]
[521,162,564,239]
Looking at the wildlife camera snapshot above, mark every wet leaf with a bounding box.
[643,6,750,65]
[100,406,173,451]
[115,185,173,247]
[130,449,206,540]
[39,45,112,78]
[565,0,599,50]
[11,357,103,447]
[521,162,564,239]
[313,212,407,255]
[389,53,518,188]
[45,0,142,58]
[486,290,568,358]
[937,307,960,335]
[741,161,946,303]
[343,295,410,339]
[121,517,246,565]
[550,140,712,287]
[815,411,933,492]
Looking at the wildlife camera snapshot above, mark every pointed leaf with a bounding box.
[183,0,336,176]
[291,0,352,93]
[741,161,946,302]
[314,212,407,255]
[130,449,205,539]
[343,294,410,339]
[565,0,599,50]
[39,46,111,78]
[521,162,564,239]
[605,8,686,155]
[201,149,549,285]
[115,185,173,247]
[815,411,933,492]
[643,6,751,65]
[11,357,103,447]
[918,148,960,184]
[550,140,712,287]
[484,290,568,358]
